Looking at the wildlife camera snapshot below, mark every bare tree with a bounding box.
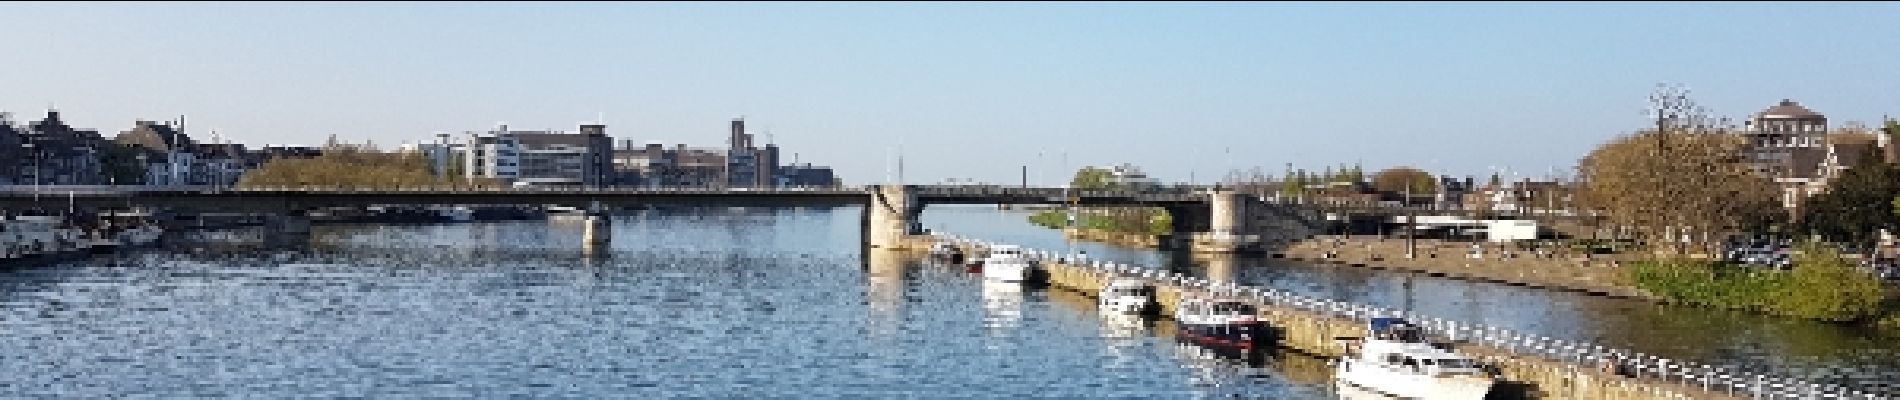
[1579,84,1777,254]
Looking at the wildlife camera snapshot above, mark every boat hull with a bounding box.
[1335,359,1493,400]
[1176,322,1262,353]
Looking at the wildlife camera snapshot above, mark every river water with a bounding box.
[921,205,1900,397]
[0,207,1334,398]
[0,205,1890,397]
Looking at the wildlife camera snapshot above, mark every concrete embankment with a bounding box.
[1060,228,1160,248]
[937,235,1862,400]
[1277,236,1652,300]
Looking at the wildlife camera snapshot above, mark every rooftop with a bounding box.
[1754,99,1824,120]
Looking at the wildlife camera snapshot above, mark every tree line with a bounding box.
[237,145,501,189]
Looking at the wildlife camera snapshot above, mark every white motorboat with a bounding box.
[1174,296,1263,354]
[981,245,1036,283]
[1334,318,1495,400]
[1098,278,1154,316]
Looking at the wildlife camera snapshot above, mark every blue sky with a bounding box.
[4,2,1898,185]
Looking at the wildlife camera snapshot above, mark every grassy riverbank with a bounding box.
[1026,208,1170,236]
[1631,243,1889,322]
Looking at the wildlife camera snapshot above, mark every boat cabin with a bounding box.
[1179,298,1258,320]
[1103,279,1153,298]
[1369,317,1427,343]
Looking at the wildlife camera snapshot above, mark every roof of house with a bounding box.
[1755,99,1824,120]
[115,121,195,152]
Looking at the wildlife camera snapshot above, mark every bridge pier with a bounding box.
[1200,253,1238,284]
[581,200,613,253]
[1194,191,1247,253]
[1179,190,1320,254]
[864,185,925,250]
[582,213,611,247]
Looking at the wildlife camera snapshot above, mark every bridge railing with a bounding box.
[933,233,1884,400]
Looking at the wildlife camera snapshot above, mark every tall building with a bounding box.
[1739,99,1833,211]
[725,118,779,188]
[460,123,613,187]
[1742,99,1828,178]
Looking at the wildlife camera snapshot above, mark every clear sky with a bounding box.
[4,2,1898,186]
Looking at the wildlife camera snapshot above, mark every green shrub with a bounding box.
[1630,242,1886,322]
[1777,243,1885,322]
[1027,208,1171,236]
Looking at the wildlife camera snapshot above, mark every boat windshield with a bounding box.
[1212,302,1255,315]
[1373,325,1426,342]
[1434,359,1477,370]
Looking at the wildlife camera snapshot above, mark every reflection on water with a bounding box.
[865,248,907,340]
[981,280,1025,335]
[923,205,1900,395]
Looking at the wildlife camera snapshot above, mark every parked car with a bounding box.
[1724,243,1792,270]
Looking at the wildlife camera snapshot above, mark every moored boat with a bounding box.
[1334,318,1495,400]
[1174,296,1263,354]
[1098,278,1154,316]
[981,245,1036,283]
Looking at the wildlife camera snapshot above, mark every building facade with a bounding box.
[460,123,613,187]
[725,118,780,188]
[0,114,23,185]
[780,163,839,187]
[20,110,108,186]
[115,120,198,186]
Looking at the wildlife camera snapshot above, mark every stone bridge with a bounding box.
[0,185,1332,253]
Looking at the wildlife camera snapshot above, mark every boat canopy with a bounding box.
[1369,318,1426,342]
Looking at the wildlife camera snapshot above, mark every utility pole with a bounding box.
[1406,185,1416,259]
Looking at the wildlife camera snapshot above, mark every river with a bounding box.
[0,207,1333,398]
[1,205,1890,397]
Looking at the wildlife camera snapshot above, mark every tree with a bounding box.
[1802,121,1900,246]
[1069,166,1113,190]
[1778,242,1886,322]
[1371,166,1438,195]
[237,146,473,189]
[1577,84,1779,254]
[1279,169,1302,198]
[1577,129,1779,254]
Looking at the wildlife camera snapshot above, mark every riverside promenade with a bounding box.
[1277,236,1652,300]
[935,233,1879,400]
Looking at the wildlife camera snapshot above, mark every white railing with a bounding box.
[929,232,1885,400]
